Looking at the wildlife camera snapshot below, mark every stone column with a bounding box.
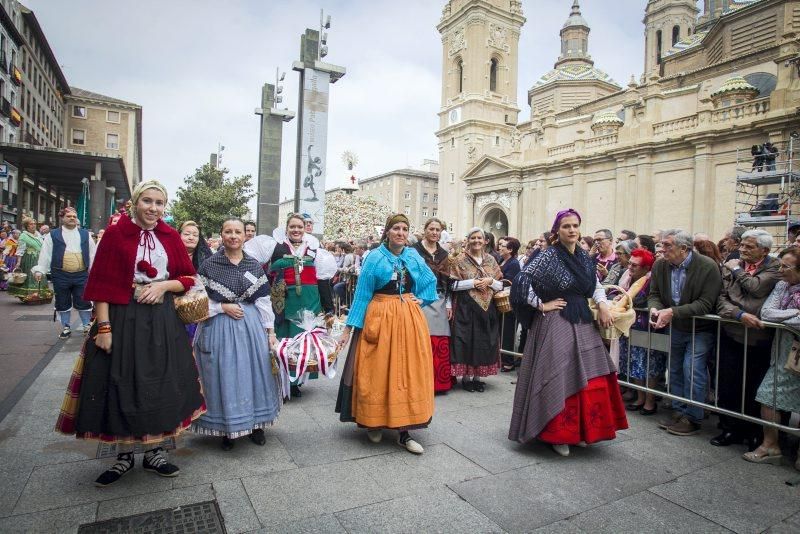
[635,153,654,232]
[533,172,547,233]
[613,157,628,231]
[105,186,116,224]
[571,163,587,216]
[255,83,295,235]
[89,162,106,233]
[692,142,714,234]
[508,184,523,237]
[464,193,475,229]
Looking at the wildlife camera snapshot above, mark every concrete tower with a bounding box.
[436,0,525,236]
[643,0,698,78]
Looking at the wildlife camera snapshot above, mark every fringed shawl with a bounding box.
[199,250,270,304]
[450,251,502,311]
[513,243,596,324]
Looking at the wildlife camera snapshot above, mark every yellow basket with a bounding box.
[175,295,210,324]
[493,279,512,314]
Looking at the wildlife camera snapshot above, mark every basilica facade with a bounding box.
[436,0,800,240]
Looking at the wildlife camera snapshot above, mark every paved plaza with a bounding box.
[0,331,799,533]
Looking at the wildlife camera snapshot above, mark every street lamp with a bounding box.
[274,68,286,106]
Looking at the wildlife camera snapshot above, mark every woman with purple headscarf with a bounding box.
[508,209,628,457]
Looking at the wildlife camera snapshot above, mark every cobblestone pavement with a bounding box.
[0,332,799,533]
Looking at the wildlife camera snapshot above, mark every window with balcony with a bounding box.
[107,110,120,123]
[106,133,119,150]
[71,128,86,145]
[72,105,86,119]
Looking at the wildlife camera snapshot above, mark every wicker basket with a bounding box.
[493,279,512,314]
[288,354,337,374]
[174,293,209,324]
[0,267,8,282]
[21,281,53,305]
[10,268,27,285]
[588,284,635,340]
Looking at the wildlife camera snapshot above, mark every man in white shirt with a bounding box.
[32,207,97,339]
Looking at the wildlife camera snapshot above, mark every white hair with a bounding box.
[466,227,485,239]
[662,229,693,250]
[741,229,773,250]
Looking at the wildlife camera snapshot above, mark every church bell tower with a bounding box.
[436,0,525,237]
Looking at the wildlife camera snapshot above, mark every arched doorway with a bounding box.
[482,207,508,237]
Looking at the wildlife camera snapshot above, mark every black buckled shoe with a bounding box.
[249,429,266,446]
[710,431,743,447]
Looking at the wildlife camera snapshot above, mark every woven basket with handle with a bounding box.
[588,284,635,340]
[493,279,513,314]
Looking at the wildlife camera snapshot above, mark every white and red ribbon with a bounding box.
[276,327,336,393]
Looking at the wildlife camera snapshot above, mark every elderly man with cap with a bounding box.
[33,207,97,339]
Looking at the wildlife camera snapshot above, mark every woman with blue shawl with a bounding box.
[508,209,627,457]
[335,214,438,455]
[192,218,282,451]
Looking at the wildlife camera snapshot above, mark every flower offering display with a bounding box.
[274,311,343,397]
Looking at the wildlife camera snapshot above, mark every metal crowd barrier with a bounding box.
[498,309,800,438]
[333,273,357,315]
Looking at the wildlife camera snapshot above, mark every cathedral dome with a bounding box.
[591,109,624,127]
[534,63,620,88]
[562,0,588,29]
[710,74,759,99]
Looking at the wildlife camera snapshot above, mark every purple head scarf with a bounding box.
[550,208,582,235]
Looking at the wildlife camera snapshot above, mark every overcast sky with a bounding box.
[26,0,694,209]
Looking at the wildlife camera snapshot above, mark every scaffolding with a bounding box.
[734,137,799,248]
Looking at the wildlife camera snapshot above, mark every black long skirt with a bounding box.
[74,293,205,442]
[450,295,500,377]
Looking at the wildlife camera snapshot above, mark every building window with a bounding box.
[422,209,428,217]
[672,25,680,46]
[449,173,455,184]
[433,194,438,202]
[71,128,86,145]
[423,192,429,202]
[450,137,455,148]
[456,59,463,93]
[404,206,411,215]
[432,209,438,217]
[495,136,500,146]
[404,191,411,200]
[656,30,662,64]
[106,110,120,123]
[106,133,119,150]
[489,58,498,92]
[72,105,86,119]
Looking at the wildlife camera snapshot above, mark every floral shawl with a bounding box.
[450,251,502,311]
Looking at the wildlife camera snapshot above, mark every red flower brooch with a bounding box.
[137,260,158,279]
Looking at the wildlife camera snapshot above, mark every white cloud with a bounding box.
[28,0,679,211]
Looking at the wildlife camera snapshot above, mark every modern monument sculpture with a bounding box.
[291,10,345,236]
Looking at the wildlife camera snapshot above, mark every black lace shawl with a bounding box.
[510,243,596,324]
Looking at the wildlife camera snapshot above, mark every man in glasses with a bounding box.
[592,228,617,280]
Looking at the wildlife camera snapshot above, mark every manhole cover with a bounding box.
[78,500,226,533]
[96,437,176,459]
[15,315,53,322]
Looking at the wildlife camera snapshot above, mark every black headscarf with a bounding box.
[192,234,212,270]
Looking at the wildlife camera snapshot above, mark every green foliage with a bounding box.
[170,164,254,236]
[323,190,393,241]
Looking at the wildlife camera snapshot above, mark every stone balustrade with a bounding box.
[653,115,699,136]
[546,142,576,157]
[711,97,770,124]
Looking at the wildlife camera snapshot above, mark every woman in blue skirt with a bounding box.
[192,218,282,450]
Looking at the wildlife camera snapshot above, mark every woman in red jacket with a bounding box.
[55,180,205,487]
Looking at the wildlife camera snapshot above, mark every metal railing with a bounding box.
[498,309,800,438]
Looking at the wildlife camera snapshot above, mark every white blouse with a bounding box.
[134,230,170,283]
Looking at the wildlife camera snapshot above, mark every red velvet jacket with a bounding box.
[83,213,196,304]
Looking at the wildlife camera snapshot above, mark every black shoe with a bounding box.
[626,402,645,412]
[639,405,658,416]
[472,378,485,392]
[290,384,302,398]
[710,431,743,447]
[249,429,266,446]
[461,378,475,392]
[221,436,235,451]
[58,327,71,340]
[500,366,515,373]
[95,452,134,487]
[143,447,180,477]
